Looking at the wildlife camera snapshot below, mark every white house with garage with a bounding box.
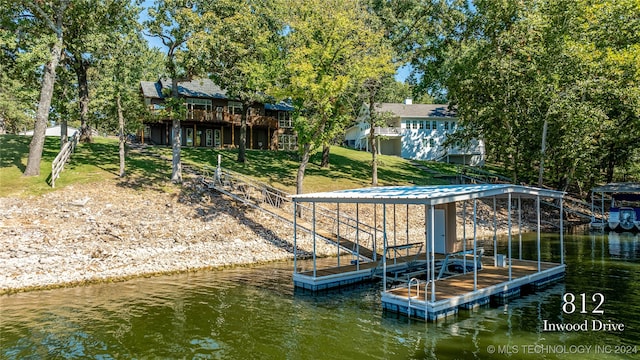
[344,100,485,166]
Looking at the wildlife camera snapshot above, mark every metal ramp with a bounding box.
[199,165,382,261]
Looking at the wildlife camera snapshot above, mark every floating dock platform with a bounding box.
[290,184,566,321]
[382,257,565,321]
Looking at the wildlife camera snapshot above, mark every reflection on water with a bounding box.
[1,232,639,359]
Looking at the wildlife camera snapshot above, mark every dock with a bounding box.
[382,257,565,321]
[290,184,567,321]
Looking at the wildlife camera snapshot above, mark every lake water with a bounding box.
[1,231,639,359]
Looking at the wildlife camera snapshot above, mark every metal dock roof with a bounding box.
[290,184,565,205]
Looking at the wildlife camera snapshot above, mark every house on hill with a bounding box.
[139,78,296,150]
[344,100,485,165]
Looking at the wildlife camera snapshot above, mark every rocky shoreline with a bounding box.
[0,178,334,295]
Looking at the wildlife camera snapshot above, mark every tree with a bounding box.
[92,29,163,177]
[410,0,640,192]
[190,0,284,163]
[145,0,202,183]
[0,11,41,135]
[61,0,140,143]
[281,0,394,194]
[17,0,70,176]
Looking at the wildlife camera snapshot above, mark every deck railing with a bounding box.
[51,131,79,188]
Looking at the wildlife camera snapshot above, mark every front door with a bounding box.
[186,128,194,146]
[206,129,213,147]
[214,129,221,148]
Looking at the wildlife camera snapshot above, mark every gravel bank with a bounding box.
[0,179,333,295]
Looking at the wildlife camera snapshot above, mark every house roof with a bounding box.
[140,78,293,111]
[140,78,227,99]
[290,184,564,206]
[374,103,456,118]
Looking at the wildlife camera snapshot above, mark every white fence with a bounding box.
[51,131,79,188]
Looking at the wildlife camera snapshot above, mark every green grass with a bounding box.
[0,135,172,197]
[0,134,449,197]
[152,145,449,193]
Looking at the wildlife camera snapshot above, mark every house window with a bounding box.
[278,134,297,151]
[278,111,292,128]
[444,121,449,130]
[419,121,424,129]
[228,101,243,115]
[432,120,437,129]
[186,98,212,120]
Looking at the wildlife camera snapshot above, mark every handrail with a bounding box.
[201,163,382,259]
[51,131,79,188]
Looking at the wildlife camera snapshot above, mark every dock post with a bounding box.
[356,203,360,271]
[383,203,387,290]
[473,199,478,291]
[463,201,467,274]
[537,195,541,272]
[425,205,430,296]
[508,193,512,281]
[518,197,522,260]
[293,199,298,274]
[337,203,340,267]
[373,204,377,262]
[430,204,436,302]
[313,202,317,278]
[493,197,497,266]
[560,198,564,265]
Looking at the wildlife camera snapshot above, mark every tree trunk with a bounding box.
[74,55,92,143]
[538,118,548,187]
[238,103,248,163]
[296,142,311,195]
[320,144,330,168]
[24,36,64,176]
[60,119,68,149]
[371,135,378,186]
[365,79,380,186]
[170,77,182,183]
[171,118,182,183]
[117,93,126,177]
[369,109,378,186]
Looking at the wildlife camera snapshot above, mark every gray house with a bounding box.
[344,100,485,165]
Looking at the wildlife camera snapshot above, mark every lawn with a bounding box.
[148,144,450,193]
[0,135,448,197]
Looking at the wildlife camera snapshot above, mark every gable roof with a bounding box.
[140,78,293,111]
[374,103,456,118]
[140,78,227,99]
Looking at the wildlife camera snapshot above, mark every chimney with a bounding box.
[404,98,413,105]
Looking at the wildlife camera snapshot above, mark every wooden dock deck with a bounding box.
[382,257,565,321]
[294,252,430,291]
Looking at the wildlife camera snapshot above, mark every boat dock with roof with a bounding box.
[290,184,566,321]
[590,183,640,232]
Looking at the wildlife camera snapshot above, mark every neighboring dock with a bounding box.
[290,184,567,321]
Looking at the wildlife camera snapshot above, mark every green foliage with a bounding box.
[410,0,640,192]
[278,0,394,192]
